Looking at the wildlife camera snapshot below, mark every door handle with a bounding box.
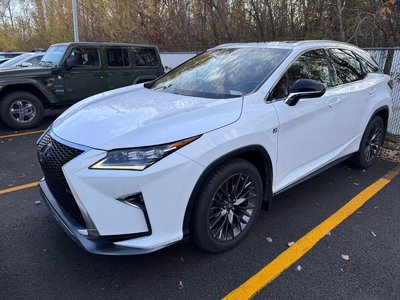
[368,88,377,95]
[328,98,341,108]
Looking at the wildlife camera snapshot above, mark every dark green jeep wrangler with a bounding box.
[0,42,164,129]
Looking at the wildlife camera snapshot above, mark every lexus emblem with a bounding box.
[38,142,53,163]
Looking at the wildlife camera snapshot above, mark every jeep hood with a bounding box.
[0,66,51,80]
[52,85,243,150]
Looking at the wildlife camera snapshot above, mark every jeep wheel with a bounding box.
[0,91,44,130]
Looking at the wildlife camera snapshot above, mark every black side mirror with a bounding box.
[51,66,61,74]
[285,79,326,106]
[65,57,75,70]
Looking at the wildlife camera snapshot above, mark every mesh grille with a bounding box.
[38,133,86,226]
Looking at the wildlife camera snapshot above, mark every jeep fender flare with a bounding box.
[0,79,55,104]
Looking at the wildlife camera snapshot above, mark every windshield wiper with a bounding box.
[153,83,173,91]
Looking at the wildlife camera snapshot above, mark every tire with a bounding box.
[351,116,384,169]
[190,158,263,253]
[0,91,44,130]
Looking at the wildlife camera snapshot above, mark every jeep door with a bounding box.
[62,46,107,102]
[271,49,339,191]
[104,47,134,90]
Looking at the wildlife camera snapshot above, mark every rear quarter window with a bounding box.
[133,48,159,67]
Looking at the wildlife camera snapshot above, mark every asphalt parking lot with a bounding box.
[1,111,399,299]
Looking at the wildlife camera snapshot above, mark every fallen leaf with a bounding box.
[296,265,302,271]
[178,281,184,290]
[288,242,295,247]
[265,237,272,243]
[341,254,349,261]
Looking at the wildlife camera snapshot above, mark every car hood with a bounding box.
[52,85,243,150]
[0,66,51,80]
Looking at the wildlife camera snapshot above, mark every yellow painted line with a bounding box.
[0,130,45,139]
[0,182,38,195]
[224,166,400,300]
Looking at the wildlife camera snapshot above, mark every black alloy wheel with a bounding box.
[191,158,263,253]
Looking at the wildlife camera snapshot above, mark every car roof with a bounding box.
[213,40,361,51]
[0,51,27,54]
[50,42,158,48]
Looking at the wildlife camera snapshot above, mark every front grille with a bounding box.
[37,133,86,227]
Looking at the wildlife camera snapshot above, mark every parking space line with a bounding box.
[0,182,38,196]
[223,166,400,300]
[0,130,45,140]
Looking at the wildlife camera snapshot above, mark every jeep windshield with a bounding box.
[150,47,291,99]
[40,45,68,66]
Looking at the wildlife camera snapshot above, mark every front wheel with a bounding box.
[0,91,44,130]
[351,116,384,169]
[190,158,263,253]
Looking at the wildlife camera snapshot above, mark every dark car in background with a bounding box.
[0,42,164,129]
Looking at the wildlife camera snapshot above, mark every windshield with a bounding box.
[0,53,32,67]
[150,47,291,99]
[40,45,68,66]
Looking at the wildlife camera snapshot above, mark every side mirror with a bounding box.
[51,66,61,74]
[65,57,75,70]
[285,79,326,106]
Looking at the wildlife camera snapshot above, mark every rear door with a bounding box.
[325,48,375,157]
[104,47,133,90]
[271,49,338,191]
[62,46,107,102]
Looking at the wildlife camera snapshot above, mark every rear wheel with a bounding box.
[0,91,44,129]
[191,158,263,253]
[351,116,384,169]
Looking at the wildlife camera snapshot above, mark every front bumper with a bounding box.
[39,179,165,255]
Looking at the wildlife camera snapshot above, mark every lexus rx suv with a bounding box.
[37,41,392,255]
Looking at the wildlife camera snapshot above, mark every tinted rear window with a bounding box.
[133,48,159,66]
[328,49,364,85]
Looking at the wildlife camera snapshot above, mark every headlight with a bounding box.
[90,136,200,171]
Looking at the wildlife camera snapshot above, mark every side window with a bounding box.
[271,49,331,99]
[66,48,100,67]
[352,52,379,74]
[106,48,130,67]
[133,48,159,66]
[328,49,364,85]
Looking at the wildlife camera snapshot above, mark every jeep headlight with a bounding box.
[90,136,199,171]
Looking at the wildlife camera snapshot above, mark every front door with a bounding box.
[63,47,107,103]
[271,49,338,192]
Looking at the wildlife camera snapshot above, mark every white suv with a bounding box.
[37,41,392,255]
